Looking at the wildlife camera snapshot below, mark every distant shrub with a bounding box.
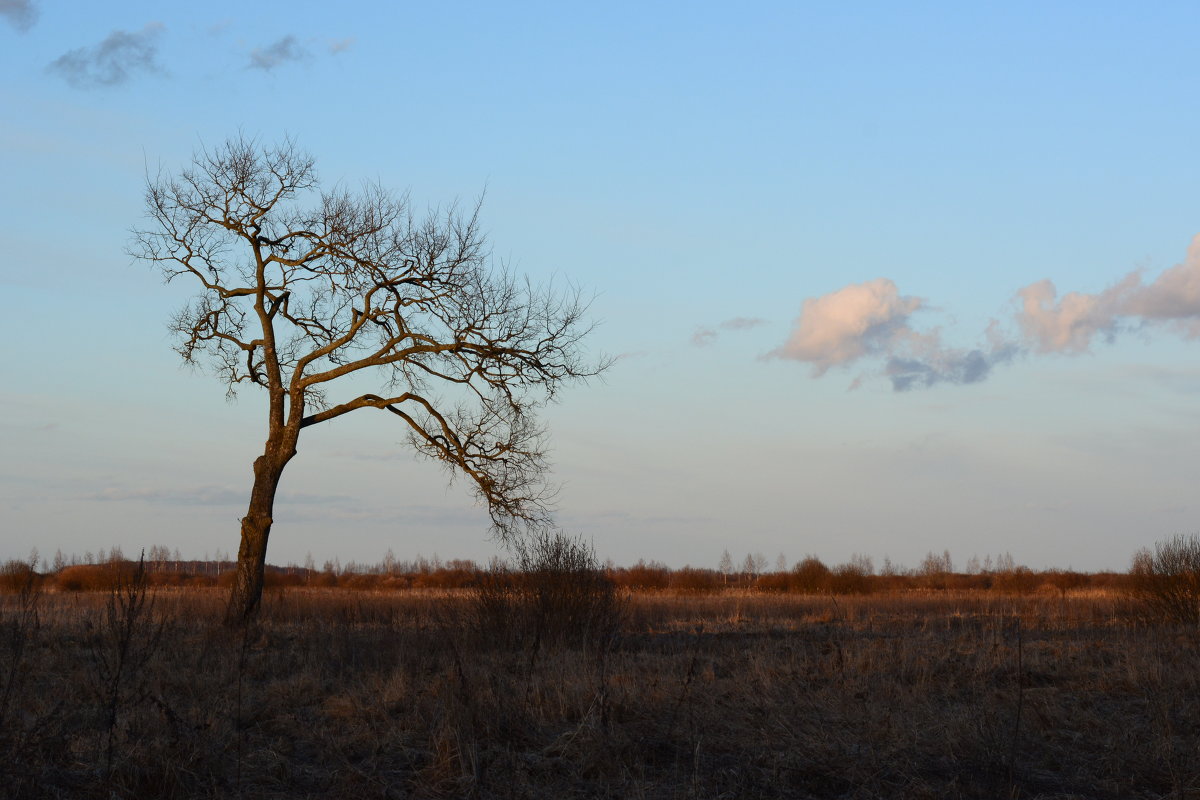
[1131,534,1200,624]
[954,573,993,592]
[412,567,474,590]
[264,570,305,589]
[991,566,1040,594]
[1089,572,1132,592]
[1041,570,1088,597]
[309,571,338,588]
[754,572,792,593]
[790,557,831,594]
[338,573,381,591]
[669,567,721,593]
[829,562,871,595]
[55,563,139,593]
[377,575,413,591]
[616,560,671,591]
[0,560,39,594]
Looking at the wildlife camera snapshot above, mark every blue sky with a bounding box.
[2,1,1199,572]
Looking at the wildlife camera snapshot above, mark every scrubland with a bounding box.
[2,570,1198,799]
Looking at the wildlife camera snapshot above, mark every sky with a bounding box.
[2,1,1199,573]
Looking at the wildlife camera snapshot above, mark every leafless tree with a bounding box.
[132,137,606,623]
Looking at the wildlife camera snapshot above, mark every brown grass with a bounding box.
[0,585,1195,799]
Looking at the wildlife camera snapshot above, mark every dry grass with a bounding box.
[0,586,1196,799]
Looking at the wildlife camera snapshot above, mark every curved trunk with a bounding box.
[225,441,295,625]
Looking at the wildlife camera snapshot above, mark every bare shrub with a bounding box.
[615,560,672,591]
[0,560,40,595]
[472,532,623,650]
[1131,534,1200,624]
[470,559,521,640]
[829,562,872,595]
[992,565,1040,594]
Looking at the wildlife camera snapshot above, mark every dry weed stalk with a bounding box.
[86,552,166,776]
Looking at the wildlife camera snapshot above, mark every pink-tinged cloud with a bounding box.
[1017,234,1200,352]
[769,278,923,374]
[771,279,1017,390]
[768,234,1200,391]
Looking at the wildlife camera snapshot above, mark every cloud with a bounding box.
[691,316,768,346]
[766,234,1200,391]
[768,278,923,372]
[721,316,768,331]
[85,484,364,509]
[770,278,1019,391]
[86,485,243,506]
[886,339,1019,391]
[249,35,308,71]
[0,0,36,31]
[47,22,164,88]
[328,37,355,54]
[1016,234,1200,352]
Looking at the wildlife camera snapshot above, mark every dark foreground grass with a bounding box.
[1,587,1197,799]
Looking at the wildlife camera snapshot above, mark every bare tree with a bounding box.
[717,549,733,585]
[132,137,606,623]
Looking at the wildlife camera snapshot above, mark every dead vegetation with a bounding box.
[0,579,1196,799]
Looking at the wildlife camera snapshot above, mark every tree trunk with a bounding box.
[225,444,293,625]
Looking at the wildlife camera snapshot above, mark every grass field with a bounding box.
[1,584,1197,799]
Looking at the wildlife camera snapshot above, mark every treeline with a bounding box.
[0,546,1131,596]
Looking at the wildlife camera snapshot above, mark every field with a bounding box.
[1,583,1197,799]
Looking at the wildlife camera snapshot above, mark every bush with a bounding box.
[991,566,1040,594]
[829,562,871,595]
[0,561,39,594]
[790,557,831,594]
[669,567,721,593]
[1131,534,1200,624]
[754,572,792,592]
[54,563,140,593]
[472,531,623,650]
[615,560,671,591]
